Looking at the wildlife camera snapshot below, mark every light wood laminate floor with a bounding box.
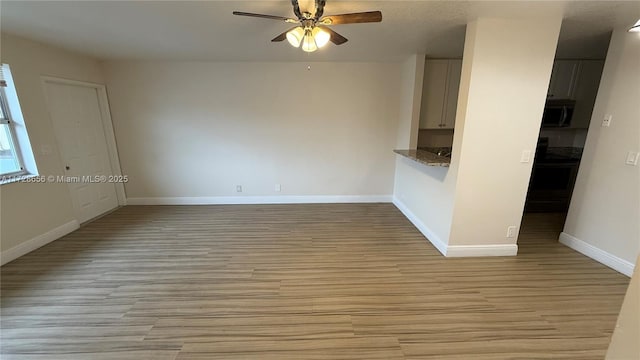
[0,204,630,359]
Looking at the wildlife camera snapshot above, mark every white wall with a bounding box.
[393,157,457,253]
[447,17,561,251]
[395,55,424,150]
[394,17,561,256]
[0,33,105,260]
[102,61,402,202]
[392,53,457,253]
[418,129,455,148]
[562,28,640,273]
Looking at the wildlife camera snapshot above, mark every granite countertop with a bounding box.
[394,147,581,168]
[544,146,582,158]
[419,146,452,157]
[537,147,583,163]
[394,149,451,167]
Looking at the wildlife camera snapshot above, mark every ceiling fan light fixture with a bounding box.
[286,27,305,47]
[629,19,640,32]
[313,27,331,48]
[234,1,383,51]
[301,29,318,52]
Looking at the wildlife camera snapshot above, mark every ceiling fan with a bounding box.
[233,0,382,52]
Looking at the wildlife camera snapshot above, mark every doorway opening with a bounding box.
[521,30,612,245]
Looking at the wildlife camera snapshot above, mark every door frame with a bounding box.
[41,76,127,212]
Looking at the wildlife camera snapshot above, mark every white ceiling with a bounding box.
[1,1,639,62]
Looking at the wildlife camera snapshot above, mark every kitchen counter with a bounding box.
[394,149,451,167]
[419,146,452,157]
[536,147,583,164]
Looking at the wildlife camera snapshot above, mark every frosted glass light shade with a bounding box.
[301,30,318,52]
[313,27,330,48]
[629,19,640,32]
[286,27,305,47]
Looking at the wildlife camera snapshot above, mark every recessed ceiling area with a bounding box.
[1,1,639,61]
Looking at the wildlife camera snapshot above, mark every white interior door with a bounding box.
[45,82,119,223]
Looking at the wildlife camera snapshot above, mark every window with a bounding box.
[0,86,25,175]
[0,64,37,182]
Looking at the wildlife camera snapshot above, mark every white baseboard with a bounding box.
[126,195,392,205]
[559,232,635,277]
[393,196,518,257]
[446,244,518,257]
[1,220,79,266]
[392,196,448,256]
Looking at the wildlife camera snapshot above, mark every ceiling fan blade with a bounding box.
[320,26,348,45]
[271,27,298,42]
[321,11,382,25]
[232,11,294,22]
[314,0,327,20]
[291,0,302,19]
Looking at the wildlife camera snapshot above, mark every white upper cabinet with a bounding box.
[443,60,462,129]
[547,60,580,100]
[571,60,605,129]
[419,59,462,130]
[420,60,448,129]
[545,59,605,128]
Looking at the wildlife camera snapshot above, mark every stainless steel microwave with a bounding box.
[542,100,575,128]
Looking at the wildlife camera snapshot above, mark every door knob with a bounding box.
[65,166,70,170]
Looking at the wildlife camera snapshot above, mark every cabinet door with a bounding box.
[571,60,604,129]
[548,60,580,99]
[419,60,448,129]
[442,59,462,129]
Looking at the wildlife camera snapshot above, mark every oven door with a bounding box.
[526,161,579,212]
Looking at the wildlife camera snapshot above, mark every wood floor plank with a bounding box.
[0,204,630,359]
[145,315,354,342]
[0,350,179,360]
[178,336,405,360]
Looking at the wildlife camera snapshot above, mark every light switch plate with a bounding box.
[602,114,612,127]
[520,150,531,163]
[625,151,639,166]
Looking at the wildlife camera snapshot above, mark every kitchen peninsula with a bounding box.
[393,149,451,167]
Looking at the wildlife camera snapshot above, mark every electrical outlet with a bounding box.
[507,226,517,238]
[275,184,281,192]
[602,114,612,127]
[236,185,242,193]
